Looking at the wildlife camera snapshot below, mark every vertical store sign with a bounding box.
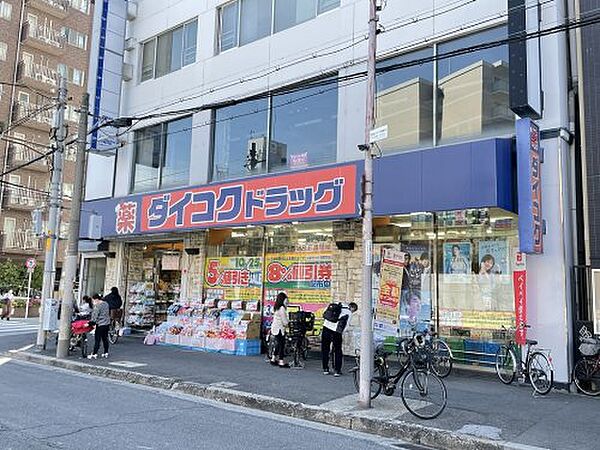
[513,250,527,345]
[516,118,543,254]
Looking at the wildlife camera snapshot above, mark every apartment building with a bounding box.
[0,0,94,274]
[80,0,577,384]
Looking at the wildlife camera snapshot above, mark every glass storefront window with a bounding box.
[437,26,513,144]
[131,116,193,193]
[376,48,434,153]
[212,98,269,182]
[211,77,338,181]
[270,79,338,173]
[372,208,519,364]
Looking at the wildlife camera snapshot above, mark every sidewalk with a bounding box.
[9,335,599,450]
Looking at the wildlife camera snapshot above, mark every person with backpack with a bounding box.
[321,301,358,376]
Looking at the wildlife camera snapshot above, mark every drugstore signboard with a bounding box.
[88,163,359,237]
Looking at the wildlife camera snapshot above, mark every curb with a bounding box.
[6,351,545,450]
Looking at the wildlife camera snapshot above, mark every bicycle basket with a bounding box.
[411,347,430,368]
[288,311,315,332]
[579,339,600,356]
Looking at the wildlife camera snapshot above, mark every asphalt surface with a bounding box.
[0,360,423,450]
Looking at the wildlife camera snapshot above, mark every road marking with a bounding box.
[209,381,239,388]
[8,344,34,353]
[0,357,11,366]
[108,361,148,368]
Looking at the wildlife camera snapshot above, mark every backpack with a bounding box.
[323,302,343,322]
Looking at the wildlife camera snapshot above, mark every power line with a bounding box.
[106,9,598,152]
[0,81,56,102]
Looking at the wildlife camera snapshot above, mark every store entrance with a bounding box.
[126,242,182,330]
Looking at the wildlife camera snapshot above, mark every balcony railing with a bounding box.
[1,229,42,252]
[6,186,46,209]
[14,102,54,127]
[22,21,65,54]
[22,61,58,87]
[11,144,48,171]
[31,0,70,13]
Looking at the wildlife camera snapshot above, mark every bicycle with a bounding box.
[108,309,123,345]
[572,336,600,396]
[350,332,448,420]
[265,310,314,368]
[494,324,554,395]
[422,329,453,378]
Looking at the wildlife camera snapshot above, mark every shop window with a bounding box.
[211,78,338,181]
[436,26,513,143]
[212,98,269,181]
[376,47,434,153]
[269,78,338,173]
[131,116,192,193]
[140,19,198,81]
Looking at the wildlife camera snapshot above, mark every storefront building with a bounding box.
[81,1,576,383]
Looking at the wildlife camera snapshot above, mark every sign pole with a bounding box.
[25,269,33,319]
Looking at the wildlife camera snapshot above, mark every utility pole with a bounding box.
[36,77,67,347]
[57,93,88,358]
[358,0,378,409]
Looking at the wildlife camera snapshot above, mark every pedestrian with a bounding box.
[1,289,15,320]
[78,295,93,316]
[270,292,289,367]
[103,286,123,323]
[321,301,358,377]
[88,293,111,359]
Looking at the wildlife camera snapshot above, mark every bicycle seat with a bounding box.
[526,339,538,346]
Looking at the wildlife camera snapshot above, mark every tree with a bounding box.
[0,259,26,292]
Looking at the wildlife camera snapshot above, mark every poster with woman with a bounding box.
[478,240,508,275]
[443,242,472,282]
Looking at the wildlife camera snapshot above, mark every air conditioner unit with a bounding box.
[122,62,134,82]
[124,37,137,51]
[126,1,138,20]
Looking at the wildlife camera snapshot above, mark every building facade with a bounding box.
[81,0,578,384]
[0,0,94,277]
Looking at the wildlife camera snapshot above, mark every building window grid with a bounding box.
[140,19,198,82]
[0,1,12,20]
[218,0,339,53]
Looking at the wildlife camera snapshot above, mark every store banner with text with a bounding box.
[513,251,527,345]
[86,163,359,237]
[262,252,332,331]
[374,248,404,335]
[203,257,263,302]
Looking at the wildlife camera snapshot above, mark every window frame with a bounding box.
[217,0,339,53]
[130,116,193,194]
[0,1,12,21]
[0,41,7,61]
[139,19,198,83]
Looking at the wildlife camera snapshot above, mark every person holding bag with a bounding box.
[321,301,358,377]
[270,292,289,368]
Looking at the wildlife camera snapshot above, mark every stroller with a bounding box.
[70,313,94,358]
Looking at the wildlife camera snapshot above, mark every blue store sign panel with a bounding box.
[517,118,543,254]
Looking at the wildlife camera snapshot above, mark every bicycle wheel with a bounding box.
[573,358,600,396]
[431,339,453,378]
[108,325,119,345]
[528,352,553,395]
[80,334,88,358]
[495,345,516,384]
[352,359,384,400]
[400,369,447,420]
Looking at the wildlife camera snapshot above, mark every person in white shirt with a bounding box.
[270,292,289,367]
[1,289,14,321]
[322,302,358,376]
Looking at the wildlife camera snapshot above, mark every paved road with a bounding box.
[0,360,427,450]
[0,319,38,354]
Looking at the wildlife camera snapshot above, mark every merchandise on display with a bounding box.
[146,298,262,356]
[126,282,156,328]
